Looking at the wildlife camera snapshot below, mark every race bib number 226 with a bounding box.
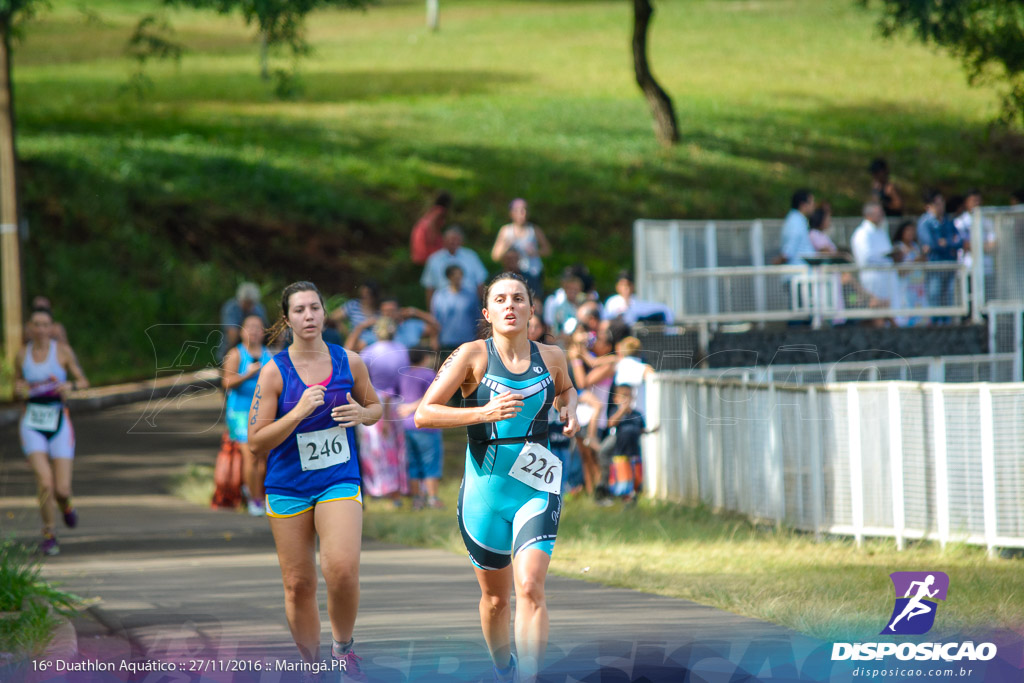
[508,442,562,495]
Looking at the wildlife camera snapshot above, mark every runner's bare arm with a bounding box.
[248,361,324,457]
[332,352,383,428]
[415,342,522,428]
[60,343,90,390]
[541,344,579,437]
[14,347,28,397]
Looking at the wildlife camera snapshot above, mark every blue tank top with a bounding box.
[226,344,273,414]
[264,343,361,496]
[465,339,554,470]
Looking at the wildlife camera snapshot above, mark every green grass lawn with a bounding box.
[8,0,1022,382]
[360,430,1024,643]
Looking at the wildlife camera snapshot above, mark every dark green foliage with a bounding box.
[863,0,1024,125]
[0,539,82,657]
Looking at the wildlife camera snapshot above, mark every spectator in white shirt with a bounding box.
[851,201,900,324]
[603,270,674,325]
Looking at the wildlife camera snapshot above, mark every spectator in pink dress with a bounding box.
[357,319,409,504]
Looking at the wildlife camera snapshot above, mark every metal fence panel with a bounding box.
[648,375,1024,551]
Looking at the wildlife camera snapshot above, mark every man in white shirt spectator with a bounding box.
[420,225,488,306]
[603,270,673,325]
[851,201,900,321]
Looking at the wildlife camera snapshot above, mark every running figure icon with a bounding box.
[888,574,938,632]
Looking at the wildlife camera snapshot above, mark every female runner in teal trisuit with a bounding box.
[416,272,579,682]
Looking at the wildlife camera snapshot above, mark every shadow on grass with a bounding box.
[18,68,530,106]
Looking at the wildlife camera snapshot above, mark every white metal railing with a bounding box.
[644,262,968,327]
[680,353,1021,384]
[644,375,1024,553]
[635,206,1024,328]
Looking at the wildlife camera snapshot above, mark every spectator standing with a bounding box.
[527,313,553,345]
[544,271,585,338]
[568,324,617,498]
[431,265,480,351]
[851,201,899,323]
[779,189,817,266]
[954,189,996,296]
[397,348,445,510]
[382,297,439,350]
[219,282,267,360]
[358,319,409,504]
[603,270,674,325]
[917,190,963,322]
[491,198,551,298]
[411,191,452,265]
[221,314,273,516]
[869,158,904,217]
[613,336,656,418]
[892,219,928,326]
[809,204,851,324]
[421,226,488,306]
[340,282,381,349]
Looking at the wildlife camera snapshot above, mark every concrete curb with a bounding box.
[0,370,222,430]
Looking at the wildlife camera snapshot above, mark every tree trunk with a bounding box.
[259,31,270,80]
[632,0,678,146]
[426,0,439,32]
[0,25,24,366]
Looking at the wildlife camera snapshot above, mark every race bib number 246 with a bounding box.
[296,426,351,471]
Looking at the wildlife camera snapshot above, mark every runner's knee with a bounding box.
[480,591,511,615]
[516,575,546,608]
[282,572,318,603]
[322,560,358,590]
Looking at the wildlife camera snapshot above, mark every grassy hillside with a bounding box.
[9,0,1021,381]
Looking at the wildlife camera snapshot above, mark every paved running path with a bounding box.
[1,391,827,682]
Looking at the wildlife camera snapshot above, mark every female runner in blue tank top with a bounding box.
[248,282,382,679]
[416,272,579,682]
[222,313,273,515]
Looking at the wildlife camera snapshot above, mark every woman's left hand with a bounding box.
[332,392,368,427]
[560,405,580,438]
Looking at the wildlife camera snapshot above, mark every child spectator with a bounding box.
[606,385,657,503]
[398,348,445,510]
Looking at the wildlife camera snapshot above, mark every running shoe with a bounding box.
[247,500,266,517]
[411,496,426,510]
[336,651,367,682]
[299,670,324,683]
[426,497,446,510]
[493,653,518,683]
[62,506,78,528]
[39,533,59,557]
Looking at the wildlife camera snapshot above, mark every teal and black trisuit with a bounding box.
[458,338,561,570]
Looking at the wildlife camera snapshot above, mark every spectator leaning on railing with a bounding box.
[851,201,899,326]
[917,189,963,323]
[779,189,817,265]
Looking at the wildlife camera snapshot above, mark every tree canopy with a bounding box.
[863,0,1024,126]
